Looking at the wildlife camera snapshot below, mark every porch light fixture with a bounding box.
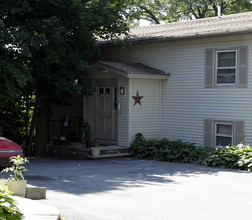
[120,87,125,95]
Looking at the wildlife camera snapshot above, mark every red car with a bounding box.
[0,137,24,166]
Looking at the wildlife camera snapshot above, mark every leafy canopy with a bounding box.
[128,0,252,25]
[0,0,129,105]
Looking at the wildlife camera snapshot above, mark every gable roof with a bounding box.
[93,61,170,79]
[101,11,252,44]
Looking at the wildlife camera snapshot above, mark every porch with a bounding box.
[45,144,132,160]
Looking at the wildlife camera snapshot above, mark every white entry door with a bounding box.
[96,86,117,145]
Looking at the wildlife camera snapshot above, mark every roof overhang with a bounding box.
[93,61,170,80]
[98,11,252,46]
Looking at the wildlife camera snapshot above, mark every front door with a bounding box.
[96,86,117,145]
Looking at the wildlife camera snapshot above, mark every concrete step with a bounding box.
[89,146,132,159]
[26,184,46,200]
[89,152,132,159]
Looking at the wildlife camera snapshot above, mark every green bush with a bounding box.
[130,133,198,163]
[196,146,216,164]
[202,144,252,171]
[131,134,252,172]
[0,180,23,220]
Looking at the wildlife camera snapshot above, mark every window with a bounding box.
[99,88,104,94]
[205,46,248,88]
[204,119,244,148]
[215,123,233,147]
[105,88,110,94]
[216,50,237,85]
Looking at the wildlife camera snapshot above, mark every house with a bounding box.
[36,11,252,156]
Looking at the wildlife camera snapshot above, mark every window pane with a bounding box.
[217,68,235,84]
[217,124,232,135]
[218,51,236,67]
[216,136,232,147]
[105,88,110,94]
[99,88,104,94]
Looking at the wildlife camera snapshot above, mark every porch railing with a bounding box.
[48,117,84,145]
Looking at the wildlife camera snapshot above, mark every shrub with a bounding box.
[130,133,146,154]
[0,179,23,220]
[202,144,252,171]
[130,133,198,163]
[196,146,216,164]
[1,155,29,181]
[131,134,252,172]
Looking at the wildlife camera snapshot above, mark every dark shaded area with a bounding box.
[0,157,237,195]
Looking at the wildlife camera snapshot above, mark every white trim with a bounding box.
[128,78,132,146]
[215,50,237,86]
[129,74,170,80]
[159,79,162,139]
[214,122,233,147]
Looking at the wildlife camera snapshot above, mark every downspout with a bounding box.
[159,79,162,139]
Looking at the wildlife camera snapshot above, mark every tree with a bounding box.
[0,0,129,155]
[128,0,252,25]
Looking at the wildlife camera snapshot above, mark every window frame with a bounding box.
[214,122,233,147]
[215,49,237,86]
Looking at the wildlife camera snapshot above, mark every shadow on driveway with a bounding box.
[19,157,228,195]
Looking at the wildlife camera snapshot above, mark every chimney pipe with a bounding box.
[218,6,221,18]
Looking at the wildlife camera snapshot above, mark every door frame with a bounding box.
[94,78,118,145]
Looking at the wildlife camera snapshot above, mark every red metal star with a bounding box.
[132,91,143,106]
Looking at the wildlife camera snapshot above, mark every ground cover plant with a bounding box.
[131,133,252,172]
[0,179,23,220]
[131,133,198,163]
[202,144,252,171]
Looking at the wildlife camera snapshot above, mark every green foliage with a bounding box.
[0,180,23,220]
[196,146,216,164]
[131,133,198,163]
[80,122,92,142]
[201,144,252,171]
[131,134,252,172]
[0,0,130,104]
[130,133,146,152]
[128,0,252,25]
[0,95,34,145]
[1,156,29,181]
[0,0,130,153]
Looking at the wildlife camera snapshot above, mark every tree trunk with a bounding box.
[26,90,41,156]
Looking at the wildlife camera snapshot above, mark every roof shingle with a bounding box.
[101,11,252,44]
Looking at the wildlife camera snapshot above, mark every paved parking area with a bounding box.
[2,157,252,220]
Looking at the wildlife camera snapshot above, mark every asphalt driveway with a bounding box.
[2,157,252,220]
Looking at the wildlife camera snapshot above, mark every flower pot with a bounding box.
[8,180,27,197]
[91,147,100,157]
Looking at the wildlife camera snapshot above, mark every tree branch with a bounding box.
[138,5,160,24]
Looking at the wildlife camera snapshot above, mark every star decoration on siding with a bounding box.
[132,91,143,106]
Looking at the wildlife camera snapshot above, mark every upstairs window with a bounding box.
[205,46,248,88]
[216,50,237,85]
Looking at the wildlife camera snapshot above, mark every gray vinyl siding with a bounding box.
[117,78,129,147]
[130,79,161,143]
[101,33,252,146]
[86,69,129,147]
[85,93,96,136]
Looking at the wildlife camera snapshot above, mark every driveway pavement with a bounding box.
[2,157,252,220]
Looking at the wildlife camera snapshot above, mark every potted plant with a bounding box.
[1,155,29,197]
[90,140,100,157]
[80,122,92,149]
